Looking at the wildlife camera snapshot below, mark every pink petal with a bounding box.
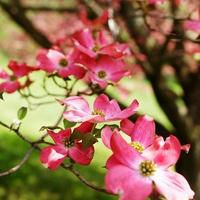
[106,154,122,170]
[120,119,135,136]
[47,129,72,145]
[152,170,195,200]
[40,146,67,170]
[115,99,139,119]
[63,110,105,123]
[69,143,94,165]
[101,126,114,149]
[0,81,20,93]
[94,94,121,114]
[0,69,10,79]
[154,135,181,169]
[105,165,153,200]
[74,121,94,134]
[99,43,124,59]
[110,129,143,169]
[57,96,91,114]
[131,115,155,148]
[36,54,57,72]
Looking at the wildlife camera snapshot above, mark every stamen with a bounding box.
[130,142,144,154]
[140,160,157,176]
[92,109,105,117]
[59,58,68,67]
[10,75,17,81]
[97,70,107,79]
[62,138,75,148]
[92,45,101,52]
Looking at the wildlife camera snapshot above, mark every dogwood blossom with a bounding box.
[57,94,139,123]
[37,48,86,79]
[78,54,131,89]
[72,28,129,58]
[0,60,36,93]
[40,122,94,170]
[102,115,155,153]
[105,130,195,200]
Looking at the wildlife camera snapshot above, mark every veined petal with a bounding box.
[154,135,181,169]
[120,118,135,136]
[69,143,94,165]
[40,146,67,170]
[106,154,122,169]
[131,115,155,148]
[152,170,195,200]
[105,165,153,200]
[63,110,105,123]
[57,96,91,114]
[110,129,143,169]
[36,54,57,72]
[101,126,114,149]
[114,99,139,119]
[47,129,72,145]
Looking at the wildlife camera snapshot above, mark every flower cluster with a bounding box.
[37,28,130,89]
[40,93,194,200]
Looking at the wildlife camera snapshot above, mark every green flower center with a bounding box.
[92,45,101,52]
[130,142,144,154]
[97,70,107,79]
[62,138,75,148]
[140,160,157,176]
[92,109,105,117]
[59,58,68,67]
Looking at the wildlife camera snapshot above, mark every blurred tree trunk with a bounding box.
[119,1,200,199]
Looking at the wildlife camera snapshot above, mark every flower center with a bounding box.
[92,109,105,117]
[130,142,144,154]
[62,138,75,148]
[10,75,17,82]
[59,58,68,67]
[140,160,157,176]
[97,70,107,79]
[92,45,101,52]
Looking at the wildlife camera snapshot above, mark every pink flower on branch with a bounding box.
[36,49,86,79]
[105,130,195,200]
[102,115,155,152]
[57,94,139,123]
[0,60,37,93]
[79,54,131,89]
[72,28,129,58]
[40,122,94,170]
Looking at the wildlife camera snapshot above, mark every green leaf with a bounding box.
[17,107,27,120]
[70,130,84,140]
[93,128,102,138]
[63,119,77,129]
[82,133,98,150]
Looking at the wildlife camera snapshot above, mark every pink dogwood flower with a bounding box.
[72,28,129,58]
[40,122,94,170]
[36,48,86,79]
[0,60,37,93]
[79,54,131,89]
[102,115,155,153]
[57,94,139,123]
[105,130,195,200]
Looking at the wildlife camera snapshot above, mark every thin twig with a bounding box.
[0,146,35,177]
